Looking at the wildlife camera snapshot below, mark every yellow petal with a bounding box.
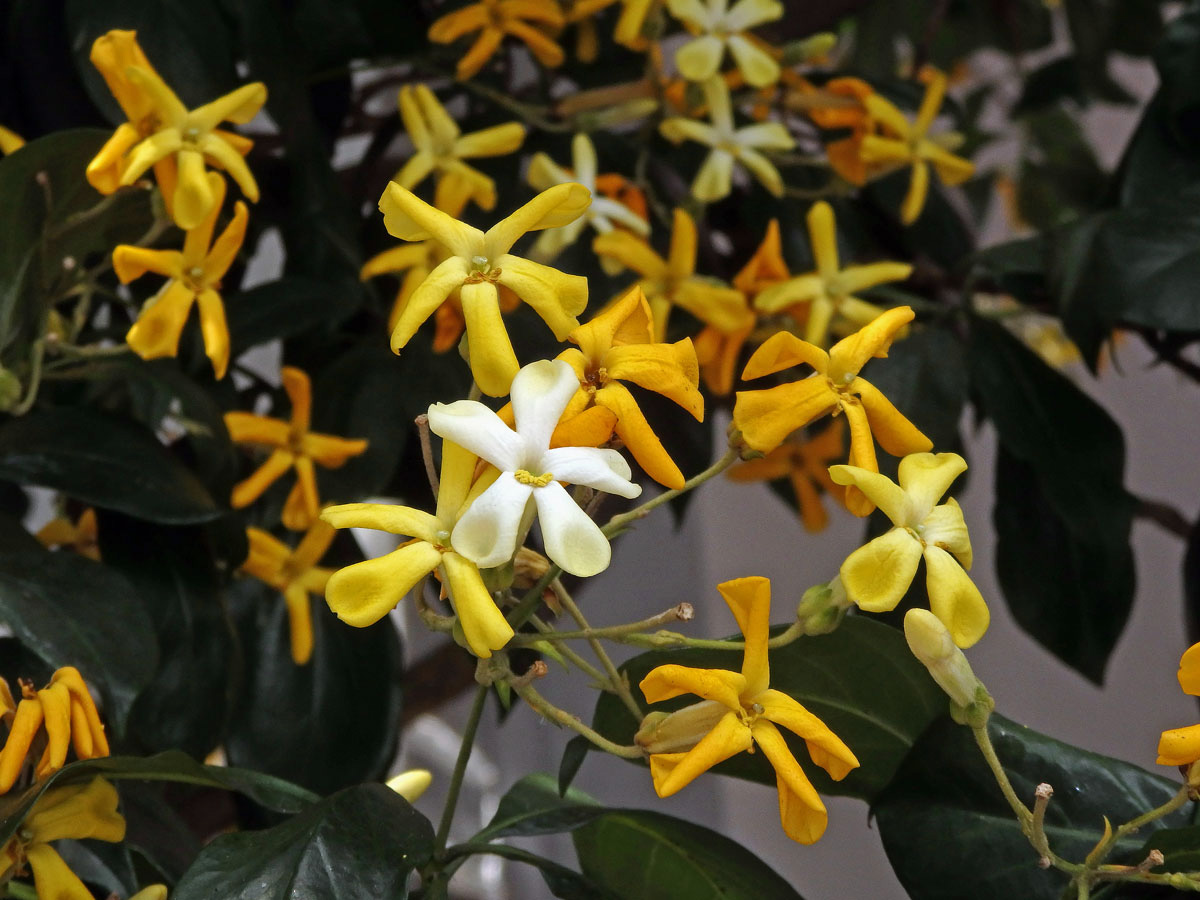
[231,448,295,508]
[284,584,315,664]
[495,254,587,338]
[26,778,124,843]
[640,664,747,709]
[692,148,734,202]
[552,403,619,448]
[733,378,838,453]
[442,551,514,657]
[34,682,71,778]
[282,457,320,530]
[572,284,653,359]
[754,274,825,314]
[379,182,481,256]
[839,527,923,613]
[282,366,312,433]
[667,207,698,279]
[88,30,155,120]
[649,711,753,797]
[126,281,196,362]
[436,439,480,522]
[321,502,441,543]
[675,35,724,82]
[716,576,772,697]
[484,182,592,257]
[171,148,216,231]
[291,520,337,573]
[25,844,96,900]
[838,262,914,294]
[727,33,780,88]
[901,160,929,225]
[204,201,250,282]
[361,244,432,280]
[605,341,702,419]
[853,377,932,457]
[592,230,667,280]
[1179,643,1200,696]
[390,256,471,352]
[897,452,967,521]
[751,719,828,844]
[326,542,443,627]
[456,27,505,80]
[189,81,267,130]
[827,464,908,525]
[827,306,914,379]
[302,433,369,467]
[455,121,526,158]
[741,331,829,380]
[673,279,749,333]
[0,698,42,792]
[923,545,989,648]
[86,124,141,194]
[224,412,289,446]
[1158,724,1200,766]
[597,382,685,490]
[805,201,839,277]
[112,246,184,284]
[429,4,490,43]
[757,689,859,780]
[460,281,520,397]
[195,289,230,379]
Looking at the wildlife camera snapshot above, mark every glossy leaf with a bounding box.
[574,809,804,900]
[0,407,221,523]
[476,773,605,840]
[173,784,432,900]
[226,275,362,356]
[874,715,1191,900]
[446,842,607,900]
[592,617,946,801]
[0,543,156,730]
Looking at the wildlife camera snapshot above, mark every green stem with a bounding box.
[11,340,45,415]
[512,680,643,759]
[506,564,563,630]
[602,445,740,538]
[4,883,37,900]
[621,620,807,651]
[972,724,1032,829]
[527,613,608,684]
[510,604,693,645]
[552,579,643,720]
[1112,786,1191,846]
[434,683,489,855]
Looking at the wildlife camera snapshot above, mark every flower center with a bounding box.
[433,528,453,553]
[514,469,554,488]
[465,255,502,284]
[182,265,207,292]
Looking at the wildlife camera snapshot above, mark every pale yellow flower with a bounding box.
[666,0,783,87]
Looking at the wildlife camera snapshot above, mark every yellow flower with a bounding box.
[0,126,23,155]
[903,608,983,709]
[830,452,989,648]
[35,508,100,560]
[732,306,931,514]
[727,419,846,532]
[386,768,433,801]
[0,668,110,794]
[526,133,650,268]
[754,201,912,349]
[394,84,525,216]
[1157,643,1200,767]
[858,68,974,224]
[321,440,514,658]
[592,207,745,342]
[555,286,703,489]
[86,29,266,229]
[429,0,566,81]
[379,181,590,397]
[788,76,875,186]
[241,521,336,665]
[666,0,783,88]
[659,76,793,202]
[0,778,125,900]
[225,367,369,530]
[637,576,859,844]
[113,172,246,378]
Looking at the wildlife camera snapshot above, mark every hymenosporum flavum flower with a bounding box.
[666,0,783,88]
[379,181,590,396]
[429,0,567,81]
[427,359,642,577]
[637,576,858,844]
[1157,643,1200,772]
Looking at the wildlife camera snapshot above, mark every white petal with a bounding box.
[511,359,581,456]
[451,473,533,568]
[428,400,523,471]
[534,481,612,576]
[540,447,642,498]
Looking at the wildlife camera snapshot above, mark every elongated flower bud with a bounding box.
[904,609,991,722]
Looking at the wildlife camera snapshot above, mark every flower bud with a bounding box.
[782,32,838,66]
[796,576,851,635]
[904,609,989,715]
[635,701,726,755]
[386,769,433,802]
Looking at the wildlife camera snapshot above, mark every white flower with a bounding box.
[427,359,642,577]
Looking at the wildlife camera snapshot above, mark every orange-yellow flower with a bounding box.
[241,522,336,665]
[114,172,246,378]
[1157,643,1200,768]
[0,126,23,155]
[727,419,846,531]
[789,76,875,186]
[225,367,368,530]
[732,307,930,515]
[593,207,746,342]
[35,508,100,560]
[555,286,703,489]
[637,576,858,844]
[86,29,265,229]
[0,668,109,794]
[429,0,566,81]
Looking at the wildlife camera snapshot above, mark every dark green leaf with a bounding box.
[96,512,238,758]
[225,582,404,795]
[0,407,221,523]
[968,318,1134,681]
[0,544,156,730]
[173,784,432,900]
[475,773,603,840]
[874,714,1190,900]
[1013,57,1088,115]
[559,735,591,797]
[574,810,804,900]
[1015,106,1108,230]
[1135,824,1200,874]
[593,616,945,801]
[226,275,362,355]
[0,750,317,847]
[447,842,608,900]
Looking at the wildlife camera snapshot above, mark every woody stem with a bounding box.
[551,579,643,720]
[434,683,489,856]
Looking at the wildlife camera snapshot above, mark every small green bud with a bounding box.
[796,576,851,635]
[0,367,22,412]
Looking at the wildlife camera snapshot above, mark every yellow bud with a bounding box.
[130,886,169,900]
[635,701,726,755]
[904,609,983,710]
[386,769,433,802]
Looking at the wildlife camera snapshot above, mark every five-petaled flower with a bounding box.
[637,576,859,844]
[114,172,246,378]
[659,77,794,202]
[321,439,515,659]
[753,201,912,349]
[593,207,745,343]
[241,521,337,665]
[379,182,590,396]
[830,452,989,648]
[1157,642,1200,770]
[555,286,704,489]
[0,668,110,794]
[429,0,566,81]
[666,0,783,88]
[393,84,526,216]
[225,366,369,530]
[732,306,930,514]
[86,29,265,229]
[427,359,642,578]
[858,68,974,225]
[0,778,125,900]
